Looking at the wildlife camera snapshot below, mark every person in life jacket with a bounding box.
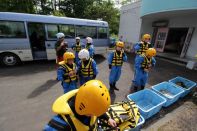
[55,33,68,63]
[44,80,117,131]
[131,48,156,92]
[108,41,127,93]
[134,34,152,59]
[57,52,77,93]
[78,49,98,85]
[72,37,85,64]
[86,37,95,58]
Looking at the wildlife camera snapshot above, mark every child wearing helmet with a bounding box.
[131,48,156,92]
[57,52,77,93]
[86,37,95,58]
[55,33,68,63]
[72,37,85,64]
[108,41,127,93]
[134,34,153,59]
[77,49,98,85]
[44,80,117,131]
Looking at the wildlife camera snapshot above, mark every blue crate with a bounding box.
[151,82,184,107]
[127,89,166,119]
[169,76,197,97]
[130,115,145,131]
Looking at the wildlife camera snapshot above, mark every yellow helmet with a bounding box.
[63,52,75,63]
[142,34,151,41]
[75,80,111,116]
[116,41,124,48]
[146,48,156,57]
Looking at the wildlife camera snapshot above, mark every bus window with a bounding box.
[98,27,108,39]
[47,24,58,39]
[60,25,75,38]
[0,21,26,38]
[76,26,97,39]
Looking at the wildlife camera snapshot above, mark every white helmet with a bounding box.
[86,37,93,43]
[75,37,80,40]
[78,49,90,60]
[56,33,65,39]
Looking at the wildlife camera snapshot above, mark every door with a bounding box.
[27,22,47,59]
[180,27,195,58]
[154,28,169,52]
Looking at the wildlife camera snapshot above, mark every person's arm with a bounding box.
[122,52,128,62]
[135,56,144,70]
[57,67,65,81]
[56,42,64,52]
[71,44,75,50]
[77,61,82,76]
[108,52,113,69]
[134,43,141,52]
[92,60,98,78]
[89,46,94,57]
[98,113,117,127]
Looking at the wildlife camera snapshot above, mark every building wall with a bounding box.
[119,0,141,44]
[141,0,197,17]
[141,14,197,59]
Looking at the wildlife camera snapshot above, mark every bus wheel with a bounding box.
[0,53,21,66]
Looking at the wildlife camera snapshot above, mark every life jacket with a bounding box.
[52,89,97,131]
[59,61,77,83]
[111,51,123,66]
[136,41,150,55]
[73,43,82,52]
[80,58,94,77]
[141,54,152,69]
[86,44,91,50]
[99,101,140,131]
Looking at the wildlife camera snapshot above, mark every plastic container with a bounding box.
[130,115,145,131]
[169,76,196,97]
[127,89,166,119]
[151,82,184,107]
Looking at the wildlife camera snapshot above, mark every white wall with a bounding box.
[119,0,141,44]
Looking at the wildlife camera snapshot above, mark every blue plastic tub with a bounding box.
[130,115,145,131]
[169,76,196,97]
[127,89,166,119]
[151,82,184,107]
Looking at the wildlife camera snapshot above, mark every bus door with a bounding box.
[27,22,47,60]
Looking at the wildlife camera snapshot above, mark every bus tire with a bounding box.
[0,53,21,66]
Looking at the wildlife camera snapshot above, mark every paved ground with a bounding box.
[0,53,196,131]
[142,101,197,131]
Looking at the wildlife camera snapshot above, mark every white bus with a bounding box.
[0,12,109,66]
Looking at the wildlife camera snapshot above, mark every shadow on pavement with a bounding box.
[27,79,59,99]
[110,93,116,104]
[0,60,56,77]
[94,54,106,64]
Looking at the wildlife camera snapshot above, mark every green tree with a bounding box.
[0,0,35,13]
[0,0,120,35]
[58,0,95,18]
[84,1,120,35]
